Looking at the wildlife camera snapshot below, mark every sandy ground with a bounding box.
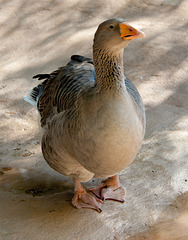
[0,0,188,239]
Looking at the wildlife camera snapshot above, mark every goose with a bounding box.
[24,18,146,212]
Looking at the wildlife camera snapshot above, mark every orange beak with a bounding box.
[120,22,145,40]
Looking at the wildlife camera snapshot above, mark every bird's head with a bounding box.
[94,18,145,51]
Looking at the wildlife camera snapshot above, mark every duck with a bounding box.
[24,18,146,212]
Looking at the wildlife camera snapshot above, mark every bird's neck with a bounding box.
[93,47,125,91]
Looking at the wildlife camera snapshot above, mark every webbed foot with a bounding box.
[72,179,103,212]
[90,175,126,203]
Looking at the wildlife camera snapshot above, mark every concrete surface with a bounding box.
[0,0,188,239]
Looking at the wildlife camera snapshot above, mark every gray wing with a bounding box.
[34,55,95,126]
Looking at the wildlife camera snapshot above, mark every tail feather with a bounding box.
[24,80,47,108]
[24,88,39,108]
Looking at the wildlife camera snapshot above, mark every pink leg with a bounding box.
[89,175,126,202]
[72,179,103,212]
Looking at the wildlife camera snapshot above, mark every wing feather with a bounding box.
[37,55,95,126]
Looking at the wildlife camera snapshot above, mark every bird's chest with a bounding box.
[72,94,144,176]
[85,98,142,150]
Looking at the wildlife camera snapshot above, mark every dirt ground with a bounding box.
[0,0,188,239]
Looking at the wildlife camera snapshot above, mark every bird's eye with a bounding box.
[109,24,115,30]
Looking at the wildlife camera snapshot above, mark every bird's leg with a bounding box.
[72,179,103,212]
[89,175,126,203]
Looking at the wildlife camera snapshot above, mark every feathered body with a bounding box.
[24,19,146,210]
[25,53,145,182]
